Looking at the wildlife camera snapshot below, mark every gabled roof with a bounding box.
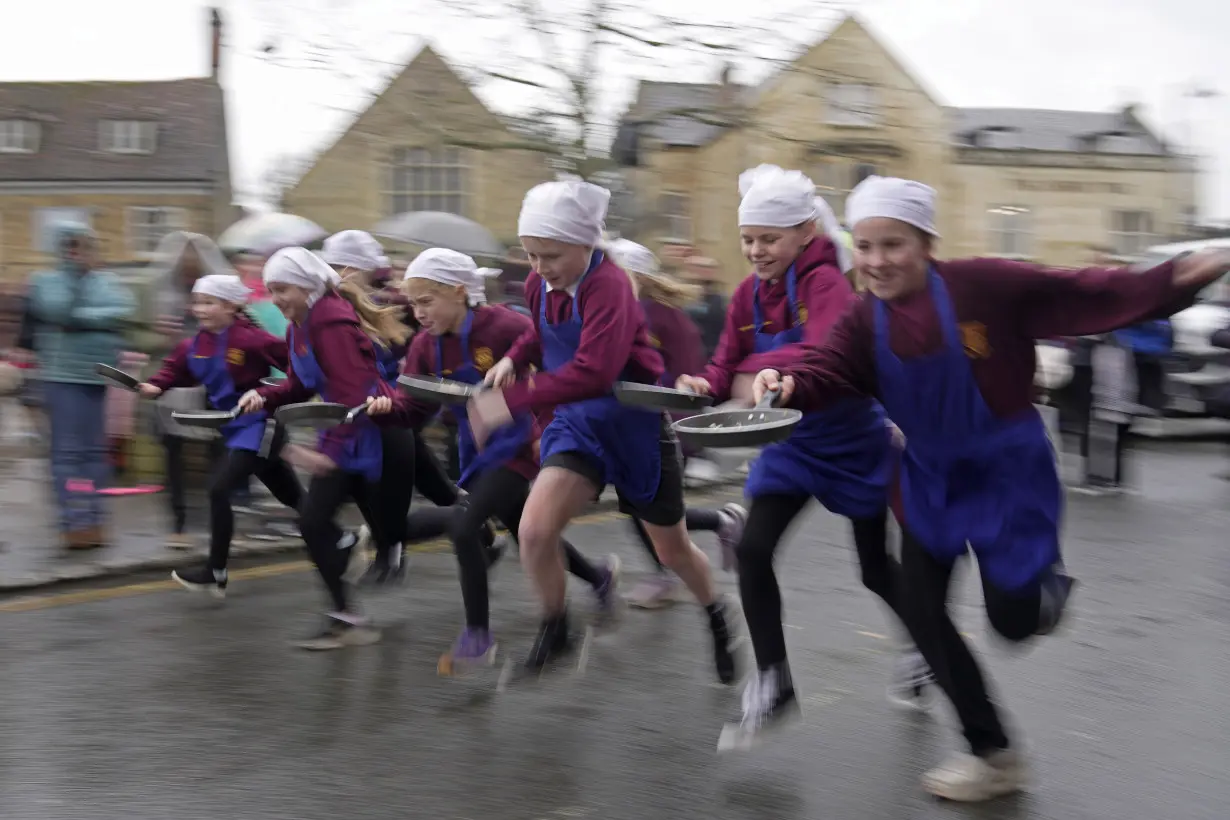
[949,107,1170,155]
[621,80,752,148]
[0,78,227,182]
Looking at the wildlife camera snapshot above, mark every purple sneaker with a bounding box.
[441,627,497,674]
[594,554,622,617]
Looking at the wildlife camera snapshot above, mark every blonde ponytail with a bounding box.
[336,279,411,346]
[636,272,702,310]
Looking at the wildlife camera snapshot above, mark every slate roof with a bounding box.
[614,80,1172,161]
[948,107,1169,155]
[0,78,227,182]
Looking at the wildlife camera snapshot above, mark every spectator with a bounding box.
[26,223,135,548]
[684,258,728,361]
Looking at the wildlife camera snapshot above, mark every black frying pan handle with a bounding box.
[755,386,782,410]
[344,403,370,424]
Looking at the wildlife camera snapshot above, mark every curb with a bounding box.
[0,478,745,595]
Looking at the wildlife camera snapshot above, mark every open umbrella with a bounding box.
[218,213,327,256]
[372,211,505,259]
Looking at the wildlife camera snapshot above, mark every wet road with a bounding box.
[2,444,1229,820]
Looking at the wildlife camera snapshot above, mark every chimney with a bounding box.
[210,8,222,79]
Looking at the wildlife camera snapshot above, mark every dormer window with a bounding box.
[0,119,40,153]
[100,120,157,154]
[980,127,1018,150]
[1097,132,1137,154]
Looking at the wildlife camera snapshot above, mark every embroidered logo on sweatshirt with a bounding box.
[959,322,990,359]
[474,347,494,371]
[226,348,245,366]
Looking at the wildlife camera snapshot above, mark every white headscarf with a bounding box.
[845,175,940,237]
[813,197,853,273]
[262,247,340,307]
[404,248,489,307]
[737,164,817,228]
[605,238,659,277]
[321,230,385,272]
[192,273,250,305]
[517,178,610,247]
[737,164,854,272]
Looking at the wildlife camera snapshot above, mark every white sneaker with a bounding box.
[920,749,1027,802]
[716,666,801,753]
[625,574,683,609]
[886,648,934,713]
[341,529,370,585]
[684,458,721,482]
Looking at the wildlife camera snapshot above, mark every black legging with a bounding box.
[899,528,1042,755]
[401,466,606,629]
[412,429,460,507]
[300,469,380,613]
[206,427,301,571]
[736,494,900,670]
[163,435,224,534]
[629,508,724,571]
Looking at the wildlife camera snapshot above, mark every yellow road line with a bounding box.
[0,508,625,614]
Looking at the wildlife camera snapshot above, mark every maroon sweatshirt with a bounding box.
[784,257,1196,417]
[503,256,664,415]
[147,315,288,396]
[255,291,394,463]
[391,304,538,480]
[699,237,855,401]
[641,298,705,387]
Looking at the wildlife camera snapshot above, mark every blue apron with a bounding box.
[374,343,401,386]
[537,253,664,504]
[744,266,891,518]
[437,310,533,490]
[288,321,382,481]
[873,269,1061,591]
[186,328,269,453]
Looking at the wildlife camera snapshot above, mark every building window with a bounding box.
[980,128,1018,150]
[100,120,157,154]
[0,120,39,153]
[1109,210,1153,256]
[388,147,468,215]
[127,207,188,257]
[659,191,691,242]
[813,161,880,220]
[1097,133,1139,154]
[987,205,1032,258]
[33,208,92,254]
[826,83,879,127]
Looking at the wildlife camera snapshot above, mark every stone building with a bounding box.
[613,15,1198,287]
[282,45,553,249]
[0,9,236,283]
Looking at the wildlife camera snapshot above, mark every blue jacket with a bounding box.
[27,223,136,385]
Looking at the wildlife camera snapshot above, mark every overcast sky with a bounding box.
[1,0,1226,221]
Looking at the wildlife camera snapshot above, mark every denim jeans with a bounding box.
[45,381,109,532]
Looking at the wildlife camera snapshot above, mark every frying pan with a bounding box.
[171,408,241,429]
[614,382,713,412]
[672,387,801,449]
[397,374,482,406]
[96,363,140,392]
[260,376,286,388]
[276,401,370,430]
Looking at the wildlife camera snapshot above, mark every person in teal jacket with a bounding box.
[27,223,136,548]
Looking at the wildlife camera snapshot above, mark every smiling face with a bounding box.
[266,281,313,323]
[404,278,468,336]
[520,236,592,291]
[740,222,816,281]
[190,293,239,332]
[851,217,932,301]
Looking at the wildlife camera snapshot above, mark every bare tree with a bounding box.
[251,0,922,237]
